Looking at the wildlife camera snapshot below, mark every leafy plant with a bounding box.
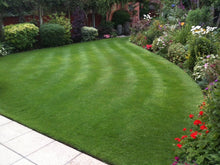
[167,43,187,66]
[145,20,164,44]
[40,23,65,47]
[0,42,7,56]
[97,21,114,37]
[152,33,172,54]
[193,55,220,89]
[81,26,98,41]
[188,36,217,70]
[112,9,130,26]
[48,12,72,44]
[173,24,192,45]
[4,23,39,51]
[186,7,213,26]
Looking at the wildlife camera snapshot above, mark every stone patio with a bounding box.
[0,115,107,165]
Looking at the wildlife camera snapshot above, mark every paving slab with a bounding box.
[0,121,32,143]
[0,115,12,126]
[66,153,108,165]
[12,158,36,165]
[27,141,80,165]
[5,131,54,156]
[0,144,22,165]
[0,115,108,165]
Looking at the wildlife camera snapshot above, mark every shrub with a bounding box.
[40,23,65,47]
[4,23,39,51]
[193,55,219,88]
[129,31,148,46]
[152,33,172,54]
[186,7,213,26]
[98,21,114,37]
[145,20,164,44]
[173,24,192,45]
[112,10,130,26]
[167,43,187,66]
[81,26,98,41]
[48,13,72,44]
[0,43,7,56]
[130,19,151,34]
[188,36,217,70]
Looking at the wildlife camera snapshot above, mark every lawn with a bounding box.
[0,38,202,165]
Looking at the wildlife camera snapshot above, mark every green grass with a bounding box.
[0,38,202,165]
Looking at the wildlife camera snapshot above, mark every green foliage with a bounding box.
[4,23,39,51]
[129,31,147,46]
[98,21,114,36]
[152,33,172,54]
[186,7,213,26]
[40,23,65,47]
[188,36,217,70]
[145,20,163,44]
[193,55,219,88]
[173,24,192,45]
[174,80,220,165]
[48,12,72,44]
[81,26,98,41]
[112,9,130,26]
[0,42,7,56]
[167,43,187,66]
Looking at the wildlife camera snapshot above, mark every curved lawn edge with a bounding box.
[0,38,203,165]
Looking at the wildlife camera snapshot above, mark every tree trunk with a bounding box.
[39,5,43,25]
[92,9,95,27]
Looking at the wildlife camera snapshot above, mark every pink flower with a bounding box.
[104,34,111,39]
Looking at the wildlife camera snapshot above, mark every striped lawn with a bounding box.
[0,38,202,165]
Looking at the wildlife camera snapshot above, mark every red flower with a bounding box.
[200,125,207,130]
[190,131,198,139]
[202,102,206,106]
[200,106,203,109]
[146,45,152,50]
[175,138,181,142]
[189,114,194,119]
[199,111,204,116]
[181,135,188,139]
[177,144,182,148]
[190,129,193,132]
[206,130,209,134]
[194,120,202,125]
[183,128,187,131]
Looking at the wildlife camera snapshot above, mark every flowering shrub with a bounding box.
[130,31,148,46]
[143,44,152,51]
[0,44,7,56]
[191,26,217,36]
[167,43,187,66]
[188,36,217,70]
[173,80,220,165]
[193,54,219,88]
[152,33,172,54]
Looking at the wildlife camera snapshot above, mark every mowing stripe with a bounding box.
[99,42,139,107]
[111,40,167,108]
